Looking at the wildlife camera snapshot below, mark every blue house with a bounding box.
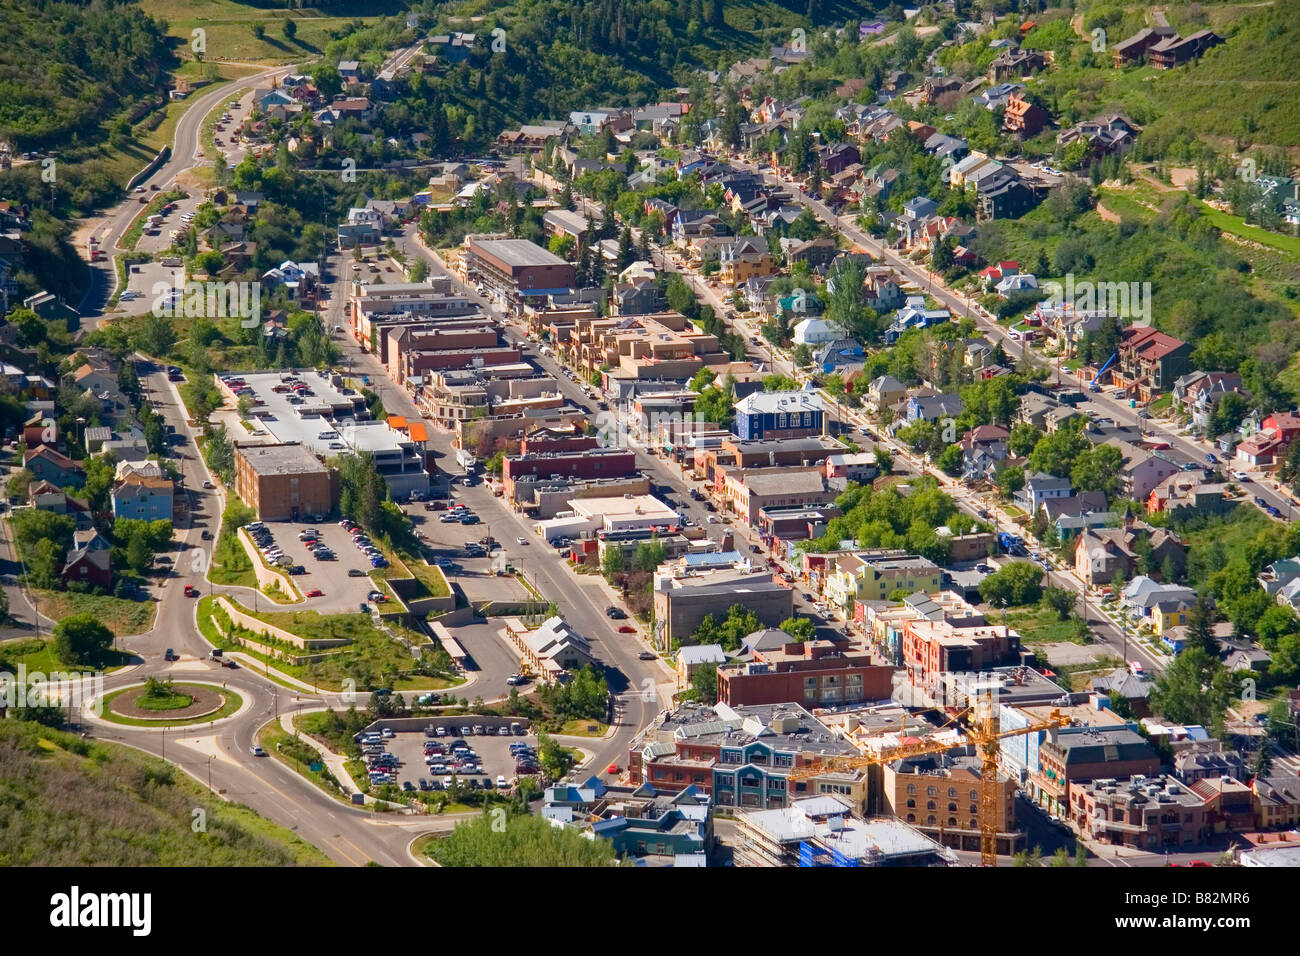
[589,786,712,862]
[883,296,950,344]
[733,390,824,440]
[815,339,865,373]
[24,444,84,489]
[110,473,174,522]
[904,393,963,424]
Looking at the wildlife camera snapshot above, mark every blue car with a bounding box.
[371,557,389,568]
[460,514,481,525]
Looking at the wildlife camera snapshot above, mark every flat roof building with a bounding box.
[234,443,338,520]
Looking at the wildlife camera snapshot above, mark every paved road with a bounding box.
[78,65,295,326]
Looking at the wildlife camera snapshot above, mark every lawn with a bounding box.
[0,637,133,675]
[203,596,453,692]
[209,514,257,589]
[1005,607,1088,645]
[558,719,611,737]
[1195,204,1300,260]
[258,721,349,801]
[33,589,157,637]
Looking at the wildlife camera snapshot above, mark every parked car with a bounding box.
[638,651,657,661]
[617,625,636,634]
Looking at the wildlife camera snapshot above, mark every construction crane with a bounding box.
[1089,351,1118,392]
[787,700,1071,867]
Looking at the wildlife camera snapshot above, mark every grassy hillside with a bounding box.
[0,720,333,866]
[1029,3,1300,158]
[0,0,174,150]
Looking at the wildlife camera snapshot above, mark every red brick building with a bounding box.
[502,447,637,503]
[717,639,896,708]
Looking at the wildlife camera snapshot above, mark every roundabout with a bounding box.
[98,681,245,727]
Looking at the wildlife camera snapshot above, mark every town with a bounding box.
[0,0,1297,878]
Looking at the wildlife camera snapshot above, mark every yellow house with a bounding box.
[1151,601,1191,636]
[823,552,945,610]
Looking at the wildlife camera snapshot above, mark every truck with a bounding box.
[997,531,1025,556]
[455,448,477,472]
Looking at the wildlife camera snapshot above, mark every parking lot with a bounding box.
[364,723,539,792]
[118,259,183,316]
[245,519,390,613]
[411,501,536,605]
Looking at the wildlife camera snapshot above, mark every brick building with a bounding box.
[502,447,637,504]
[716,639,896,709]
[883,747,1021,855]
[234,443,338,520]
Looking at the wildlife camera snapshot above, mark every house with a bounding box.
[975,169,1041,221]
[791,316,845,347]
[1002,93,1048,137]
[1074,518,1186,587]
[1057,114,1139,161]
[733,391,823,441]
[1148,31,1223,70]
[1089,668,1153,717]
[1115,446,1180,501]
[1109,27,1175,67]
[884,296,950,345]
[867,375,908,412]
[111,473,174,522]
[719,235,776,285]
[505,616,595,683]
[24,444,84,488]
[904,392,963,425]
[1015,471,1071,513]
[677,643,727,690]
[1172,371,1245,431]
[1146,473,1227,517]
[1112,325,1192,401]
[987,48,1044,82]
[62,529,112,590]
[960,425,1009,482]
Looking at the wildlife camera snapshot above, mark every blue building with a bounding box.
[110,473,174,521]
[733,390,824,441]
[589,786,712,862]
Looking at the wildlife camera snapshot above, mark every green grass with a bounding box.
[202,595,453,692]
[257,720,350,801]
[0,638,133,675]
[135,691,195,711]
[33,589,156,637]
[98,684,244,727]
[1005,607,1088,645]
[1196,204,1300,259]
[0,719,334,865]
[558,719,610,737]
[209,515,258,589]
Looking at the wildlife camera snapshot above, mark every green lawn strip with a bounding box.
[1197,204,1300,259]
[33,589,156,637]
[1,637,133,675]
[98,683,243,727]
[256,719,351,801]
[135,691,195,711]
[558,718,611,737]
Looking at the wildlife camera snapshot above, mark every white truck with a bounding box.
[455,448,477,472]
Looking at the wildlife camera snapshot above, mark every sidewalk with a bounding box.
[279,709,359,796]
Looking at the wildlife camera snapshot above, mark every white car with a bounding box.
[496,775,509,788]
[516,536,528,546]
[1232,471,1250,482]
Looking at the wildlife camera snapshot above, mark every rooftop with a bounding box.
[470,237,568,268]
[236,443,329,477]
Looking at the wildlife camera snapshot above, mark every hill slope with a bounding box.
[0,720,333,866]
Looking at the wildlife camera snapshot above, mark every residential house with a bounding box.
[1002,92,1048,137]
[1113,325,1192,401]
[960,425,1009,482]
[62,529,112,590]
[24,444,84,488]
[1015,472,1072,513]
[110,473,174,522]
[1148,31,1223,70]
[904,392,963,425]
[1074,519,1186,587]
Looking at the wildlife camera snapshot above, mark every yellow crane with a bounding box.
[787,700,1071,867]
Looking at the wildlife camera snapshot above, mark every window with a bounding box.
[926,786,937,796]
[906,784,916,795]
[949,817,957,826]
[970,804,978,814]
[906,799,915,809]
[948,802,957,812]
[927,800,936,810]
[948,787,957,798]
[927,815,936,825]
[970,790,978,800]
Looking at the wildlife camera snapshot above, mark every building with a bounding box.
[465,237,576,311]
[733,390,824,441]
[825,452,879,489]
[629,702,870,811]
[62,529,112,590]
[717,638,896,709]
[676,644,727,690]
[1148,30,1223,69]
[823,552,943,611]
[735,795,956,867]
[504,616,595,682]
[589,787,713,863]
[722,467,835,527]
[234,443,337,521]
[1113,326,1192,402]
[1251,774,1300,830]
[110,474,173,522]
[24,445,84,488]
[883,746,1021,854]
[901,616,1022,695]
[1015,471,1072,513]
[1070,775,1208,850]
[1030,727,1160,817]
[653,566,793,648]
[1074,521,1186,587]
[503,447,637,506]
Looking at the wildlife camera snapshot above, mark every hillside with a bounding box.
[0,0,174,150]
[0,720,333,866]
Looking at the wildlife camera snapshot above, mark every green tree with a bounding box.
[780,616,816,641]
[601,546,625,580]
[690,664,718,704]
[979,561,1045,607]
[1070,444,1123,496]
[1150,647,1233,729]
[282,18,296,40]
[1029,421,1090,478]
[537,732,575,780]
[53,614,114,666]
[126,532,153,575]
[1041,586,1074,621]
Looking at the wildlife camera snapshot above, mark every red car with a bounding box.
[617,625,635,634]
[305,588,324,598]
[184,585,199,597]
